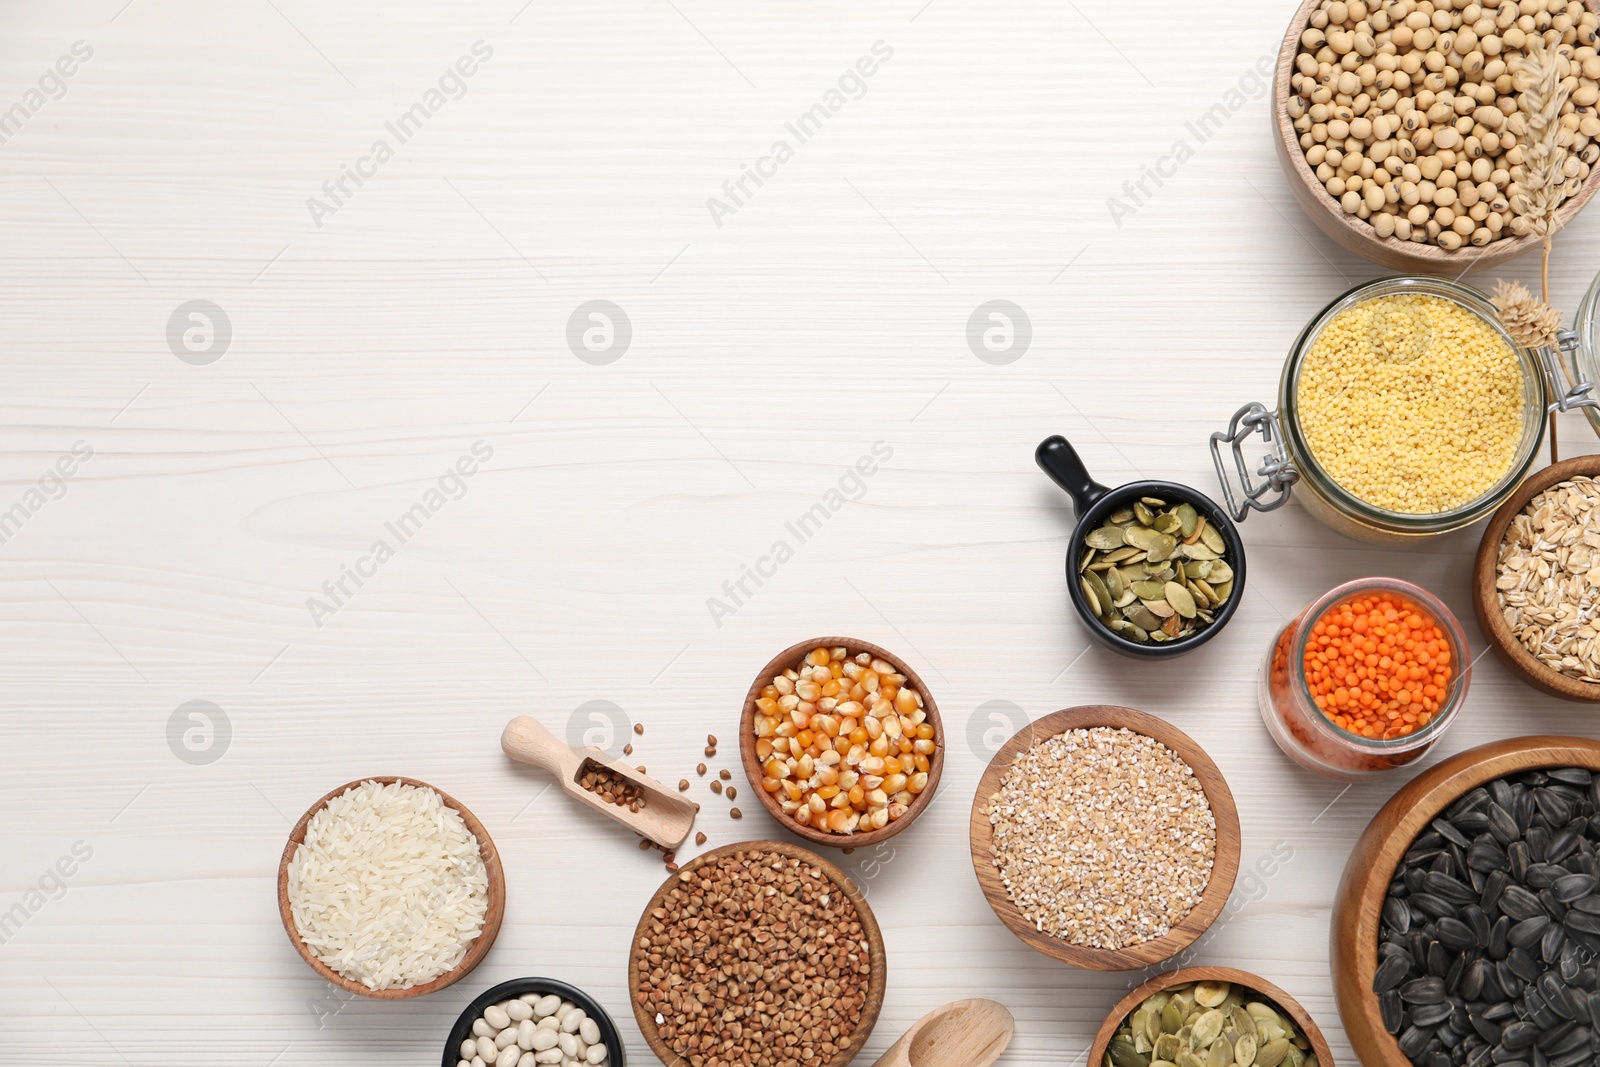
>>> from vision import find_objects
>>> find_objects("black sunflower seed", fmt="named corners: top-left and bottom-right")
top-left (1510, 916), bottom-right (1551, 949)
top-left (1538, 790), bottom-right (1576, 827)
top-left (1508, 947), bottom-right (1542, 981)
top-left (1471, 839), bottom-right (1510, 873)
top-left (1398, 1024), bottom-right (1435, 1058)
top-left (1403, 976), bottom-right (1448, 1004)
top-left (1376, 951), bottom-right (1412, 993)
top-left (1548, 827), bottom-right (1582, 864)
top-left (1503, 885), bottom-right (1547, 921)
top-left (1490, 803), bottom-right (1523, 845)
top-left (1569, 911), bottom-right (1600, 937)
top-left (1412, 893), bottom-right (1457, 920)
top-left (1433, 817), bottom-right (1472, 848)
top-left (1543, 921), bottom-right (1568, 964)
top-left (1503, 1021), bottom-right (1540, 1049)
top-left (1412, 1000), bottom-right (1455, 1027)
top-left (1529, 863), bottom-right (1569, 889)
top-left (1385, 895), bottom-right (1414, 934)
top-left (1556, 874), bottom-right (1599, 903)
top-left (1483, 870), bottom-right (1510, 912)
top-left (1490, 915), bottom-right (1512, 959)
top-left (1381, 988), bottom-right (1405, 1033)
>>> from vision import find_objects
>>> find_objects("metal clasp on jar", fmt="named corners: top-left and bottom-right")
top-left (1209, 402), bottom-right (1299, 522)
top-left (1548, 329), bottom-right (1600, 418)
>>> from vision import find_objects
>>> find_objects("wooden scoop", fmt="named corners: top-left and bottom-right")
top-left (868, 999), bottom-right (1014, 1067)
top-left (501, 716), bottom-right (696, 847)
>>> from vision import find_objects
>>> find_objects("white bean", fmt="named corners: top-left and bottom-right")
top-left (497, 1029), bottom-right (520, 1050)
top-left (519, 1020), bottom-right (537, 1050)
top-left (532, 1029), bottom-right (560, 1052)
top-left (473, 1059), bottom-right (486, 1067)
top-left (558, 1034), bottom-right (578, 1057)
top-left (462, 1040), bottom-right (479, 1060)
top-left (535, 1051), bottom-right (563, 1064)
top-left (459, 1060), bottom-right (473, 1067)
top-left (586, 1046), bottom-right (607, 1064)
top-left (537, 1017), bottom-right (561, 1032)
top-left (485, 1006), bottom-right (512, 1030)
top-left (478, 1036), bottom-right (498, 1062)
top-left (578, 1020), bottom-right (600, 1046)
top-left (518, 1056), bottom-right (536, 1067)
top-left (534, 995), bottom-right (562, 1018)
top-left (497, 1047), bottom-right (522, 1067)
top-left (560, 1010), bottom-right (585, 1034)
top-left (509, 1001), bottom-right (534, 1022)
top-left (474, 1020), bottom-right (496, 1038)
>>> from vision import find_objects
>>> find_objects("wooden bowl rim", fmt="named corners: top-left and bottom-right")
top-left (1331, 735), bottom-right (1600, 1066)
top-left (626, 838), bottom-right (887, 1067)
top-left (967, 705), bottom-right (1242, 971)
top-left (1472, 455), bottom-right (1600, 702)
top-left (276, 775), bottom-right (506, 1000)
top-left (737, 636), bottom-right (945, 849)
top-left (1088, 966), bottom-right (1337, 1067)
top-left (1272, 0), bottom-right (1600, 271)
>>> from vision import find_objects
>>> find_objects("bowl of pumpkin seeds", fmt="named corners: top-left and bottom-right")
top-left (1090, 969), bottom-right (1335, 1067)
top-left (1037, 435), bottom-right (1247, 658)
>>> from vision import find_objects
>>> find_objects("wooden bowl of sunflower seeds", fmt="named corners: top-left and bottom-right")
top-left (1090, 967), bottom-right (1336, 1067)
top-left (1473, 454), bottom-right (1600, 702)
top-left (1331, 735), bottom-right (1600, 1067)
top-left (628, 840), bottom-right (886, 1067)
top-left (968, 706), bottom-right (1241, 972)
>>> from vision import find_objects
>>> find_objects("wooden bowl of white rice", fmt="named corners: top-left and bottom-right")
top-left (278, 777), bottom-right (505, 999)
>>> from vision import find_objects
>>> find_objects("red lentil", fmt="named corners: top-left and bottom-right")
top-left (1303, 593), bottom-right (1453, 740)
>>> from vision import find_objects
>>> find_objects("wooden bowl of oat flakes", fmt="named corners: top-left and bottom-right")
top-left (967, 706), bottom-right (1241, 971)
top-left (1474, 454), bottom-right (1600, 701)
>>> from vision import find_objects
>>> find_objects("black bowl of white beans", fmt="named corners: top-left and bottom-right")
top-left (443, 978), bottom-right (625, 1067)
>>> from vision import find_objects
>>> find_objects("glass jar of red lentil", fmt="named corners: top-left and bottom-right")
top-left (1214, 276), bottom-right (1584, 544)
top-left (1258, 577), bottom-right (1472, 781)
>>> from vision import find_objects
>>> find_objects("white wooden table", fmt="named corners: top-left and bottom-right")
top-left (5, 2), bottom-right (1600, 1064)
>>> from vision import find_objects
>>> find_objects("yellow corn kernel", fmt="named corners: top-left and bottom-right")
top-left (868, 808), bottom-right (889, 830)
top-left (794, 804), bottom-right (812, 825)
top-left (818, 748), bottom-right (841, 766)
top-left (861, 670), bottom-right (879, 693)
top-left (763, 778), bottom-right (783, 793)
top-left (813, 784), bottom-right (840, 800)
top-left (775, 721), bottom-right (797, 738)
top-left (882, 773), bottom-right (908, 794)
top-left (866, 788), bottom-right (889, 808)
top-left (783, 780), bottom-right (803, 802)
top-left (809, 793), bottom-right (826, 814)
top-left (796, 683), bottom-right (820, 702)
top-left (913, 738), bottom-right (936, 755)
top-left (869, 736), bottom-right (890, 757)
top-left (806, 647), bottom-right (829, 666)
top-left (837, 770), bottom-right (858, 790)
top-left (826, 809), bottom-right (852, 833)
top-left (882, 715), bottom-right (903, 740)
top-left (796, 753), bottom-right (814, 779)
top-left (916, 723), bottom-right (935, 740)
top-left (882, 756), bottom-right (903, 776)
top-left (755, 738), bottom-right (774, 760)
top-left (832, 791), bottom-right (853, 809)
top-left (757, 697), bottom-right (778, 715)
top-left (893, 790), bottom-right (913, 806)
top-left (848, 785), bottom-right (865, 806)
top-left (887, 802), bottom-right (908, 821)
top-left (863, 715), bottom-right (883, 740)
top-left (895, 688), bottom-right (918, 714)
top-left (770, 737), bottom-right (790, 755)
top-left (859, 774), bottom-right (883, 791)
top-left (822, 679), bottom-right (842, 698)
top-left (907, 771), bottom-right (928, 794)
top-left (764, 758), bottom-right (789, 780)
top-left (848, 727), bottom-right (869, 745)
top-left (774, 675), bottom-right (794, 695)
top-left (815, 765), bottom-right (840, 786)
top-left (913, 753), bottom-right (930, 773)
top-left (833, 736), bottom-right (850, 755)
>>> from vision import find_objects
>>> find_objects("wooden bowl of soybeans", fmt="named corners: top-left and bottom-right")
top-left (1272, 0), bottom-right (1600, 272)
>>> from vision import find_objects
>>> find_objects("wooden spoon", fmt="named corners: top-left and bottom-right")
top-left (501, 716), bottom-right (696, 847)
top-left (868, 999), bottom-right (1014, 1067)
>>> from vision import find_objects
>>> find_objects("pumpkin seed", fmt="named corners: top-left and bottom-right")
top-left (1177, 502), bottom-right (1198, 537)
top-left (1200, 524), bottom-right (1226, 553)
top-left (1110, 507), bottom-right (1135, 523)
top-left (1194, 983), bottom-right (1230, 1008)
top-left (1165, 582), bottom-right (1198, 619)
top-left (1083, 570), bottom-right (1112, 614)
top-left (1234, 1036), bottom-right (1257, 1067)
top-left (1254, 1041), bottom-right (1289, 1067)
top-left (1088, 527), bottom-right (1127, 550)
top-left (1181, 542), bottom-right (1219, 561)
top-left (1125, 526), bottom-right (1161, 550)
top-left (1104, 567), bottom-right (1127, 600)
top-left (1146, 534), bottom-right (1179, 562)
top-left (1142, 598), bottom-right (1176, 619)
top-left (1155, 1036), bottom-right (1181, 1062)
top-left (1208, 561), bottom-right (1234, 584)
top-left (1134, 501), bottom-right (1156, 526)
top-left (1190, 1011), bottom-right (1224, 1049)
top-left (1205, 1037), bottom-right (1232, 1067)
top-left (1132, 580), bottom-right (1167, 600)
top-left (1080, 578), bottom-right (1102, 617)
top-left (1154, 513), bottom-right (1183, 535)
top-left (1110, 1038), bottom-right (1148, 1067)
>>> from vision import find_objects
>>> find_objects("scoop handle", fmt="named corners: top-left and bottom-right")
top-left (501, 716), bottom-right (571, 776)
top-left (1036, 434), bottom-right (1110, 515)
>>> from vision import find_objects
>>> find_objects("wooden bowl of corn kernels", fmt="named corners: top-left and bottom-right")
top-left (1273, 0), bottom-right (1600, 272)
top-left (739, 637), bottom-right (944, 849)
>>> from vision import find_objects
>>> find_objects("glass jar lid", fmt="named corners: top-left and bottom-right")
top-left (1565, 267), bottom-right (1600, 438)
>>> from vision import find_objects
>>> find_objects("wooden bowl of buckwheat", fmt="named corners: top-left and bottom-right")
top-left (628, 840), bottom-right (886, 1067)
top-left (1273, 0), bottom-right (1600, 271)
top-left (1473, 454), bottom-right (1600, 701)
top-left (968, 706), bottom-right (1241, 971)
